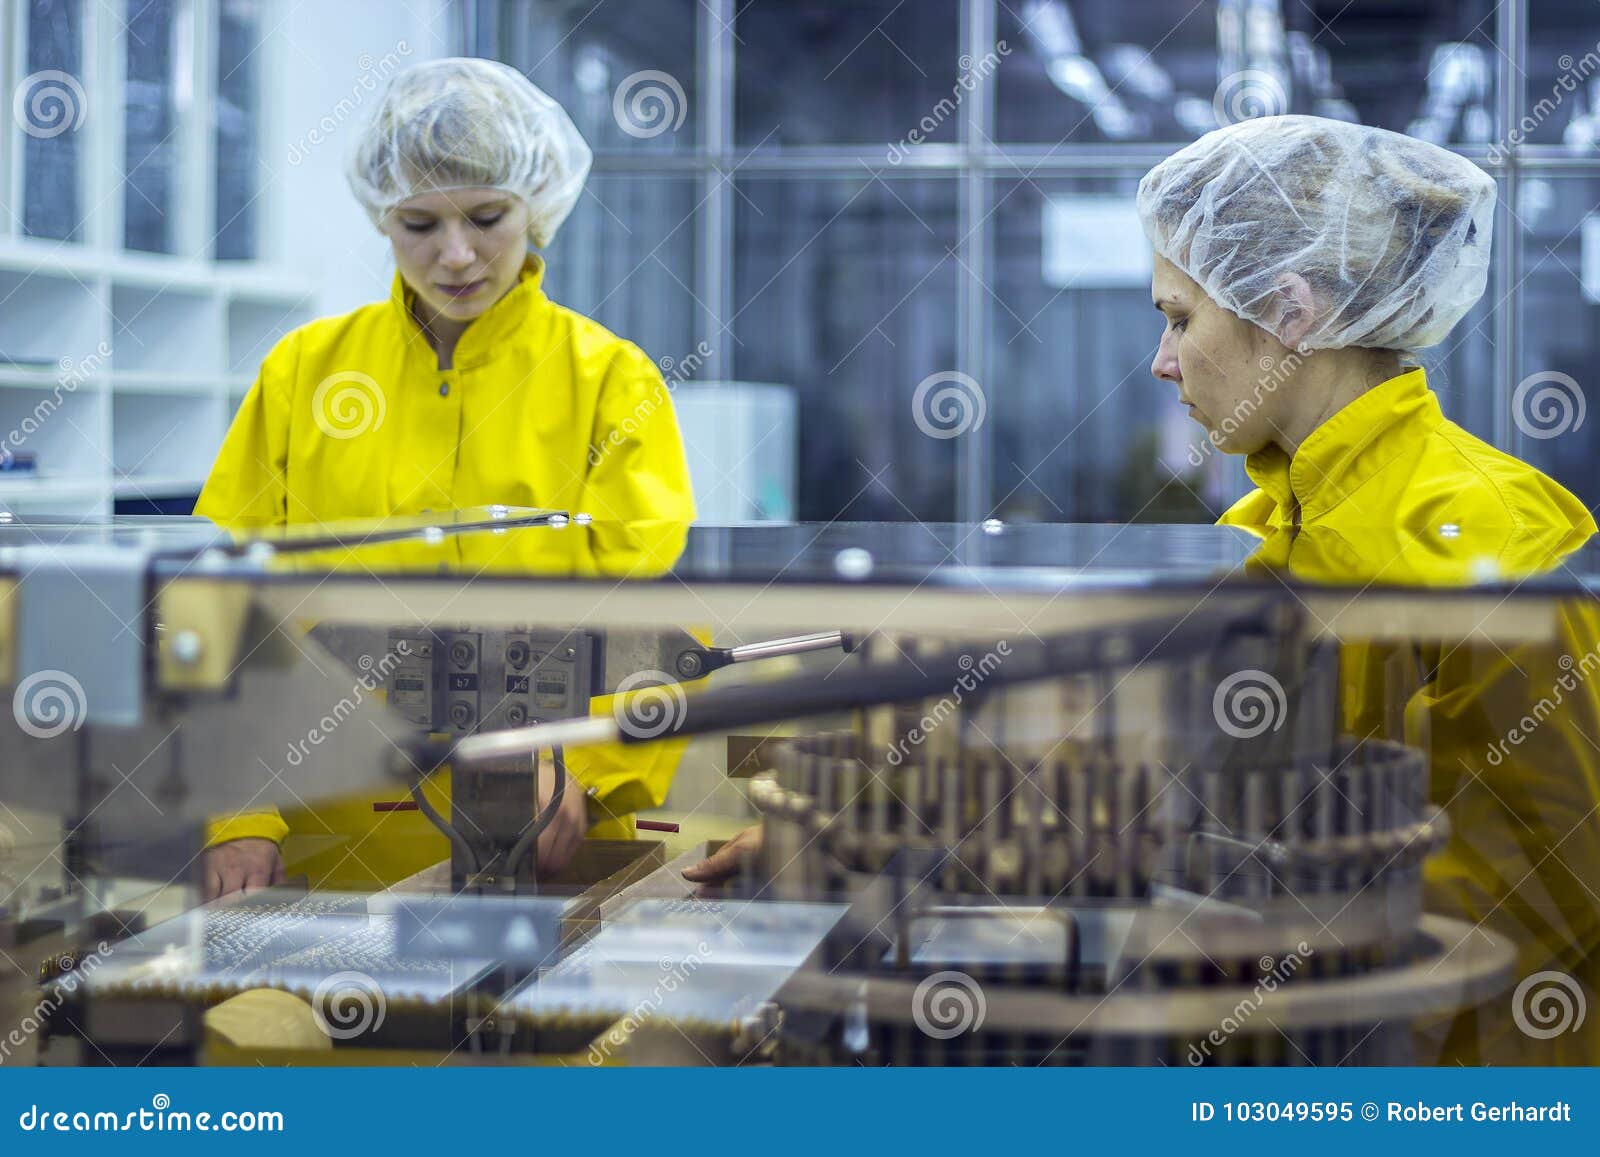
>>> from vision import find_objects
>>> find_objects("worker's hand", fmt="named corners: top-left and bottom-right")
top-left (204, 838), bottom-right (286, 900)
top-left (682, 825), bottom-right (763, 887)
top-left (535, 756), bottom-right (591, 876)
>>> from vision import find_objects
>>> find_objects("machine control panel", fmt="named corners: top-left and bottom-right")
top-left (385, 628), bottom-right (598, 733)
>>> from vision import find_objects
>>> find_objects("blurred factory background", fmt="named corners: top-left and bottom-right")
top-left (1, 0), bottom-right (1598, 525)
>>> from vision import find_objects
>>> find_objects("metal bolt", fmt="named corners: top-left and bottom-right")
top-left (834, 547), bottom-right (873, 580)
top-left (675, 652), bottom-right (703, 678)
top-left (172, 630), bottom-right (203, 666)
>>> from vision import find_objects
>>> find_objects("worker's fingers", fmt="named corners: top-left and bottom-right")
top-left (536, 826), bottom-right (558, 874)
top-left (550, 809), bottom-right (582, 870)
top-left (205, 870), bottom-right (224, 901)
top-left (539, 807), bottom-right (584, 875)
top-left (537, 814), bottom-right (567, 873)
top-left (682, 838), bottom-right (748, 883)
top-left (558, 825), bottom-right (582, 871)
top-left (217, 864), bottom-right (245, 898)
top-left (271, 856), bottom-right (288, 886)
top-left (242, 847), bottom-right (280, 892)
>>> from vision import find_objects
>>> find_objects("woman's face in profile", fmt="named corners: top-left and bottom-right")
top-left (1150, 254), bottom-right (1292, 456)
top-left (384, 187), bottom-right (533, 324)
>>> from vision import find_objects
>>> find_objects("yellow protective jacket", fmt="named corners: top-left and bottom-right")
top-left (195, 257), bottom-right (696, 883)
top-left (1223, 367), bottom-right (1600, 1065)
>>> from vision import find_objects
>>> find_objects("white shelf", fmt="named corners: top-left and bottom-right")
top-left (0, 240), bottom-right (313, 510)
top-left (0, 475), bottom-right (103, 495)
top-left (110, 371), bottom-right (222, 395)
top-left (0, 367), bottom-right (105, 391)
top-left (112, 474), bottom-right (207, 499)
top-left (0, 476), bottom-right (109, 511)
top-left (0, 240), bottom-right (314, 303)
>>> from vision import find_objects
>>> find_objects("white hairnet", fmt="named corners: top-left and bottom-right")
top-left (347, 57), bottom-right (592, 249)
top-left (1137, 115), bottom-right (1495, 353)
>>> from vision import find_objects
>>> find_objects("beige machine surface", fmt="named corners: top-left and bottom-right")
top-left (2, 510), bottom-right (1596, 1066)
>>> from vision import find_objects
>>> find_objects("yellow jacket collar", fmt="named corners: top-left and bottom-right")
top-left (390, 254), bottom-right (550, 369)
top-left (1241, 367), bottom-right (1440, 522)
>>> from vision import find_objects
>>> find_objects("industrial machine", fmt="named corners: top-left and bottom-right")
top-left (0, 510), bottom-right (1594, 1066)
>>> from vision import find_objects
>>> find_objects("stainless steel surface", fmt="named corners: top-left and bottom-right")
top-left (0, 514), bottom-right (1573, 1065)
top-left (727, 630), bottom-right (846, 664)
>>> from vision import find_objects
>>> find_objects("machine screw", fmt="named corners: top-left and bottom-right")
top-left (172, 630), bottom-right (204, 666)
top-left (675, 652), bottom-right (703, 678)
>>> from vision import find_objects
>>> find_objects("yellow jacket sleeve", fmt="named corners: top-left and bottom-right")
top-left (1411, 605), bottom-right (1600, 1066)
top-left (1342, 608), bottom-right (1600, 1065)
top-left (194, 334), bottom-right (298, 851)
top-left (194, 330), bottom-right (297, 530)
top-left (572, 623), bottom-right (712, 827)
top-left (579, 343), bottom-right (697, 523)
top-left (566, 345), bottom-right (698, 824)
top-left (204, 809), bottom-right (290, 848)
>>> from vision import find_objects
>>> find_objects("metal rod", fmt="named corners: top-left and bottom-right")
top-left (452, 715), bottom-right (618, 765)
top-left (448, 601), bottom-right (1286, 767)
top-left (727, 630), bottom-right (846, 663)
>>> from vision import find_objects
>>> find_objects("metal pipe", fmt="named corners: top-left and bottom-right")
top-left (726, 630), bottom-right (846, 663)
top-left (447, 600), bottom-right (1286, 767)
